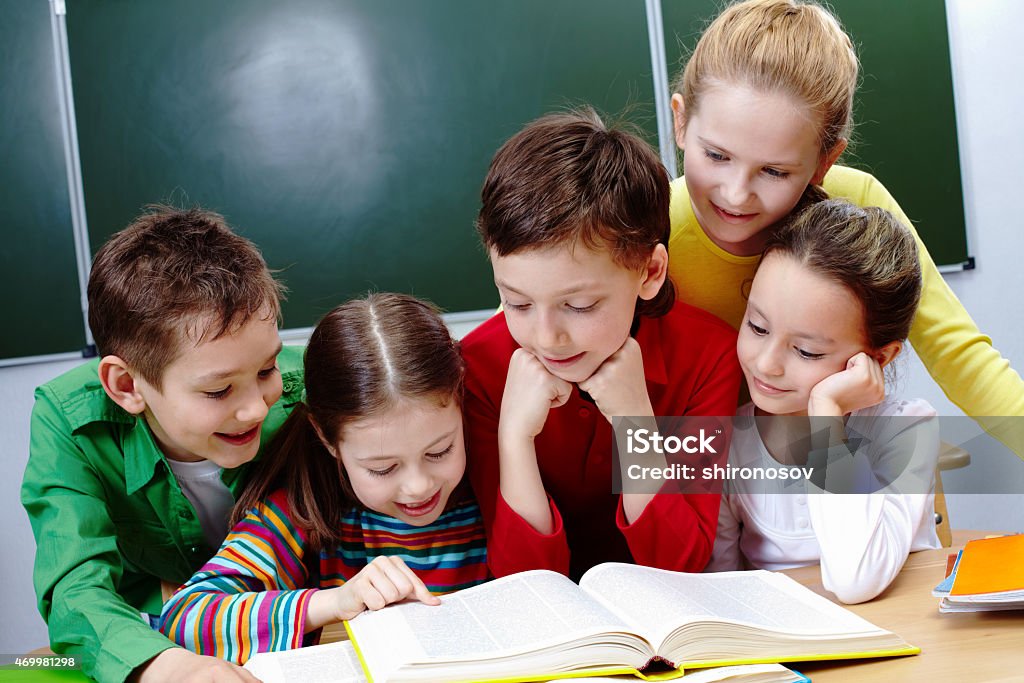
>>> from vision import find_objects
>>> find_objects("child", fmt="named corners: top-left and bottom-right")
top-left (20, 207), bottom-right (303, 683)
top-left (667, 0), bottom-right (1023, 449)
top-left (158, 293), bottom-right (488, 662)
top-left (707, 198), bottom-right (941, 604)
top-left (462, 109), bottom-right (741, 581)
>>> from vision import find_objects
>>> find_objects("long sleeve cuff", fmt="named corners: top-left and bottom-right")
top-left (616, 492), bottom-right (718, 572)
top-left (487, 493), bottom-right (570, 577)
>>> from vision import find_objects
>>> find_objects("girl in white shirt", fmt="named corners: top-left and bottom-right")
top-left (707, 197), bottom-right (941, 603)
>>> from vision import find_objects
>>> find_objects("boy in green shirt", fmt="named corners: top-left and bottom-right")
top-left (21, 207), bottom-right (303, 683)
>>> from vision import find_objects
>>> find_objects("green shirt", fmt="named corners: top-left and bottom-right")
top-left (20, 345), bottom-right (304, 683)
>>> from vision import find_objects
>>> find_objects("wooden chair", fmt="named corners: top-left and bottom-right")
top-left (934, 441), bottom-right (971, 547)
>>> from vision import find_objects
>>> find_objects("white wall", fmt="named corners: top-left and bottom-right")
top-left (2, 0), bottom-right (1022, 657)
top-left (1, 358), bottom-right (81, 655)
top-left (904, 0), bottom-right (1024, 531)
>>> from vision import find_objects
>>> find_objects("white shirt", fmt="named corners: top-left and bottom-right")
top-left (707, 399), bottom-right (941, 604)
top-left (166, 457), bottom-right (235, 550)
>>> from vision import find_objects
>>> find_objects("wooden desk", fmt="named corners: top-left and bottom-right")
top-left (322, 530), bottom-right (1022, 682)
top-left (786, 530), bottom-right (1022, 683)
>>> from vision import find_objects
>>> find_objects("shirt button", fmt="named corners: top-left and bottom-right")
top-left (797, 518), bottom-right (809, 529)
top-left (579, 407), bottom-right (590, 418)
top-left (283, 379), bottom-right (294, 392)
top-left (797, 496), bottom-right (807, 506)
top-left (178, 509), bottom-right (191, 519)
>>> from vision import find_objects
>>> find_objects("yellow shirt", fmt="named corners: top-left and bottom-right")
top-left (668, 165), bottom-right (1024, 456)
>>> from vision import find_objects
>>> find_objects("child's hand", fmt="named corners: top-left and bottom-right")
top-left (499, 348), bottom-right (573, 441)
top-left (328, 556), bottom-right (440, 622)
top-left (578, 337), bottom-right (653, 423)
top-left (132, 647), bottom-right (261, 683)
top-left (807, 352), bottom-right (886, 416)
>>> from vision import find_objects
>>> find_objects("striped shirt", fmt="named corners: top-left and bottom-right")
top-left (158, 488), bottom-right (488, 662)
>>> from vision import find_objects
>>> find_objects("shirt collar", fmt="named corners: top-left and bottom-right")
top-left (123, 417), bottom-right (167, 496)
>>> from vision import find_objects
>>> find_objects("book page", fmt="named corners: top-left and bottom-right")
top-left (581, 564), bottom-right (889, 648)
top-left (242, 641), bottom-right (365, 683)
top-left (348, 570), bottom-right (640, 681)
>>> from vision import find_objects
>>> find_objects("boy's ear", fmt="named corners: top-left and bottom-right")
top-left (308, 415), bottom-right (339, 458)
top-left (97, 355), bottom-right (147, 415)
top-left (670, 93), bottom-right (687, 151)
top-left (874, 340), bottom-right (903, 370)
top-left (638, 244), bottom-right (670, 301)
top-left (811, 138), bottom-right (848, 185)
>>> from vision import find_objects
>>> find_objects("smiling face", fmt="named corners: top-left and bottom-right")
top-left (133, 314), bottom-right (284, 467)
top-left (490, 242), bottom-right (664, 384)
top-left (675, 83), bottom-right (839, 256)
top-left (335, 397), bottom-right (466, 527)
top-left (737, 253), bottom-right (869, 416)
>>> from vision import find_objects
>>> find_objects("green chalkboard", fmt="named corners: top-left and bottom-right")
top-left (0, 1), bottom-right (970, 362)
top-left (65, 0), bottom-right (658, 330)
top-left (0, 0), bottom-right (85, 359)
top-left (661, 0), bottom-right (968, 267)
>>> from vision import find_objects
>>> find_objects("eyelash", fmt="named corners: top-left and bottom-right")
top-left (703, 150), bottom-right (789, 179)
top-left (503, 301), bottom-right (597, 313)
top-left (746, 321), bottom-right (824, 360)
top-left (367, 444), bottom-right (454, 477)
top-left (203, 366), bottom-right (278, 400)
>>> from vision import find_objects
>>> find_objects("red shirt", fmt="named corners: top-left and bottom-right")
top-left (462, 301), bottom-right (741, 579)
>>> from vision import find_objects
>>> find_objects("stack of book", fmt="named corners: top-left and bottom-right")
top-left (933, 534), bottom-right (1024, 613)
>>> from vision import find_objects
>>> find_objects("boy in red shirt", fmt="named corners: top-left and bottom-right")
top-left (462, 110), bottom-right (741, 580)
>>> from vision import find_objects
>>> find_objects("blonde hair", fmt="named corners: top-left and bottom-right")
top-left (673, 0), bottom-right (859, 155)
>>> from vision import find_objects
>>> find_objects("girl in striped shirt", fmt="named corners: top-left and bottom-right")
top-left (158, 293), bottom-right (489, 663)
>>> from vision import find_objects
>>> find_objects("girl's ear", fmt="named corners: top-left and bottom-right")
top-left (97, 355), bottom-right (147, 415)
top-left (308, 414), bottom-right (339, 458)
top-left (670, 93), bottom-right (687, 151)
top-left (811, 138), bottom-right (848, 185)
top-left (874, 340), bottom-right (903, 370)
top-left (638, 244), bottom-right (670, 301)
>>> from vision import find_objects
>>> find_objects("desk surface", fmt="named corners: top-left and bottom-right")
top-left (323, 529), bottom-right (1022, 682)
top-left (784, 530), bottom-right (1022, 683)
top-left (8, 532), bottom-right (1018, 683)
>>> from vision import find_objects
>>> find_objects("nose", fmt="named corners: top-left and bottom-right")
top-left (722, 170), bottom-right (753, 208)
top-left (236, 384), bottom-right (271, 424)
top-left (401, 466), bottom-right (435, 500)
top-left (755, 340), bottom-right (785, 378)
top-left (535, 309), bottom-right (568, 353)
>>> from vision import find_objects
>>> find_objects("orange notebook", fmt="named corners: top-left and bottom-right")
top-left (949, 534), bottom-right (1024, 596)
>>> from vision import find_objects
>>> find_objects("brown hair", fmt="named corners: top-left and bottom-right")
top-left (231, 292), bottom-right (465, 551)
top-left (87, 205), bottom-right (283, 389)
top-left (763, 199), bottom-right (921, 349)
top-left (477, 108), bottom-right (675, 318)
top-left (673, 0), bottom-right (859, 156)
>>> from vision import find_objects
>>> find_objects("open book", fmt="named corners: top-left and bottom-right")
top-left (243, 641), bottom-right (809, 683)
top-left (344, 563), bottom-right (915, 682)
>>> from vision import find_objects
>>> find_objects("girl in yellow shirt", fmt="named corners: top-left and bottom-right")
top-left (667, 0), bottom-right (1023, 454)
